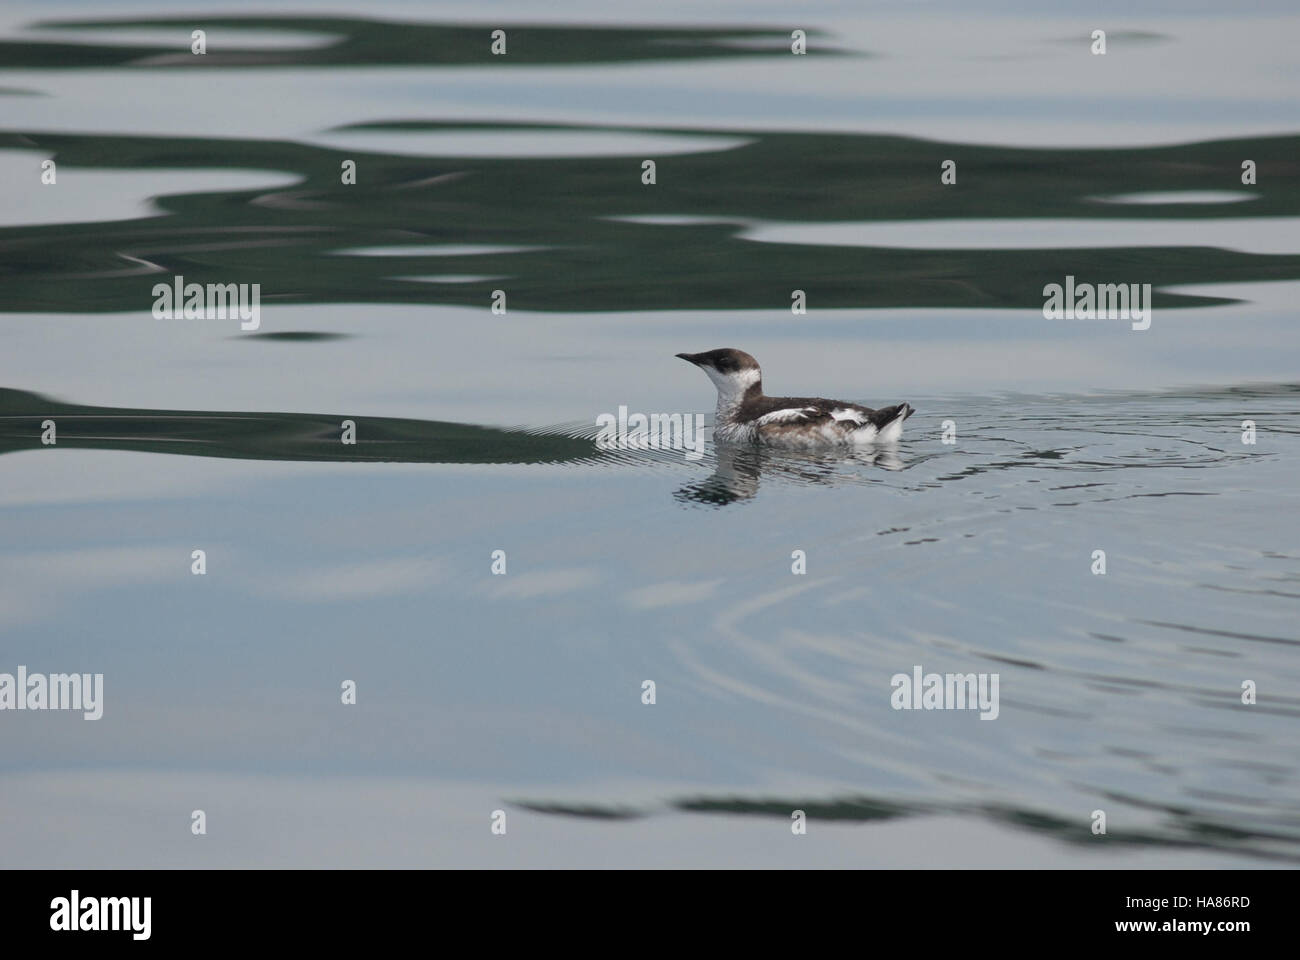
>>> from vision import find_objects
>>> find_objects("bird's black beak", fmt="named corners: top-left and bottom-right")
top-left (676, 352), bottom-right (705, 366)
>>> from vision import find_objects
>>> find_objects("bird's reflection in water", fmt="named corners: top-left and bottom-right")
top-left (674, 442), bottom-right (904, 506)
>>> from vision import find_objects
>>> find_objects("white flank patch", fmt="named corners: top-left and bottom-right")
top-left (847, 423), bottom-right (880, 444)
top-left (755, 407), bottom-right (815, 425)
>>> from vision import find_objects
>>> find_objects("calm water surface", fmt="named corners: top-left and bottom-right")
top-left (1, 0), bottom-right (1298, 867)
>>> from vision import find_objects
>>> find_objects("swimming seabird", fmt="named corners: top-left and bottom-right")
top-left (676, 348), bottom-right (914, 446)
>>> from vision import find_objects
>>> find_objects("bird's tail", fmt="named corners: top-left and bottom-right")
top-left (871, 403), bottom-right (914, 443)
top-left (870, 403), bottom-right (914, 428)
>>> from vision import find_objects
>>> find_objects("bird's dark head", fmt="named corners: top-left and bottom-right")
top-left (675, 348), bottom-right (762, 399)
top-left (675, 348), bottom-right (760, 374)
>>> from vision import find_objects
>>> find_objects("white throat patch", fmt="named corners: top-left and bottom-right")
top-left (704, 366), bottom-right (760, 407)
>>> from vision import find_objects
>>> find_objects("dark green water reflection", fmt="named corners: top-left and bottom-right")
top-left (3, 123), bottom-right (1298, 315)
